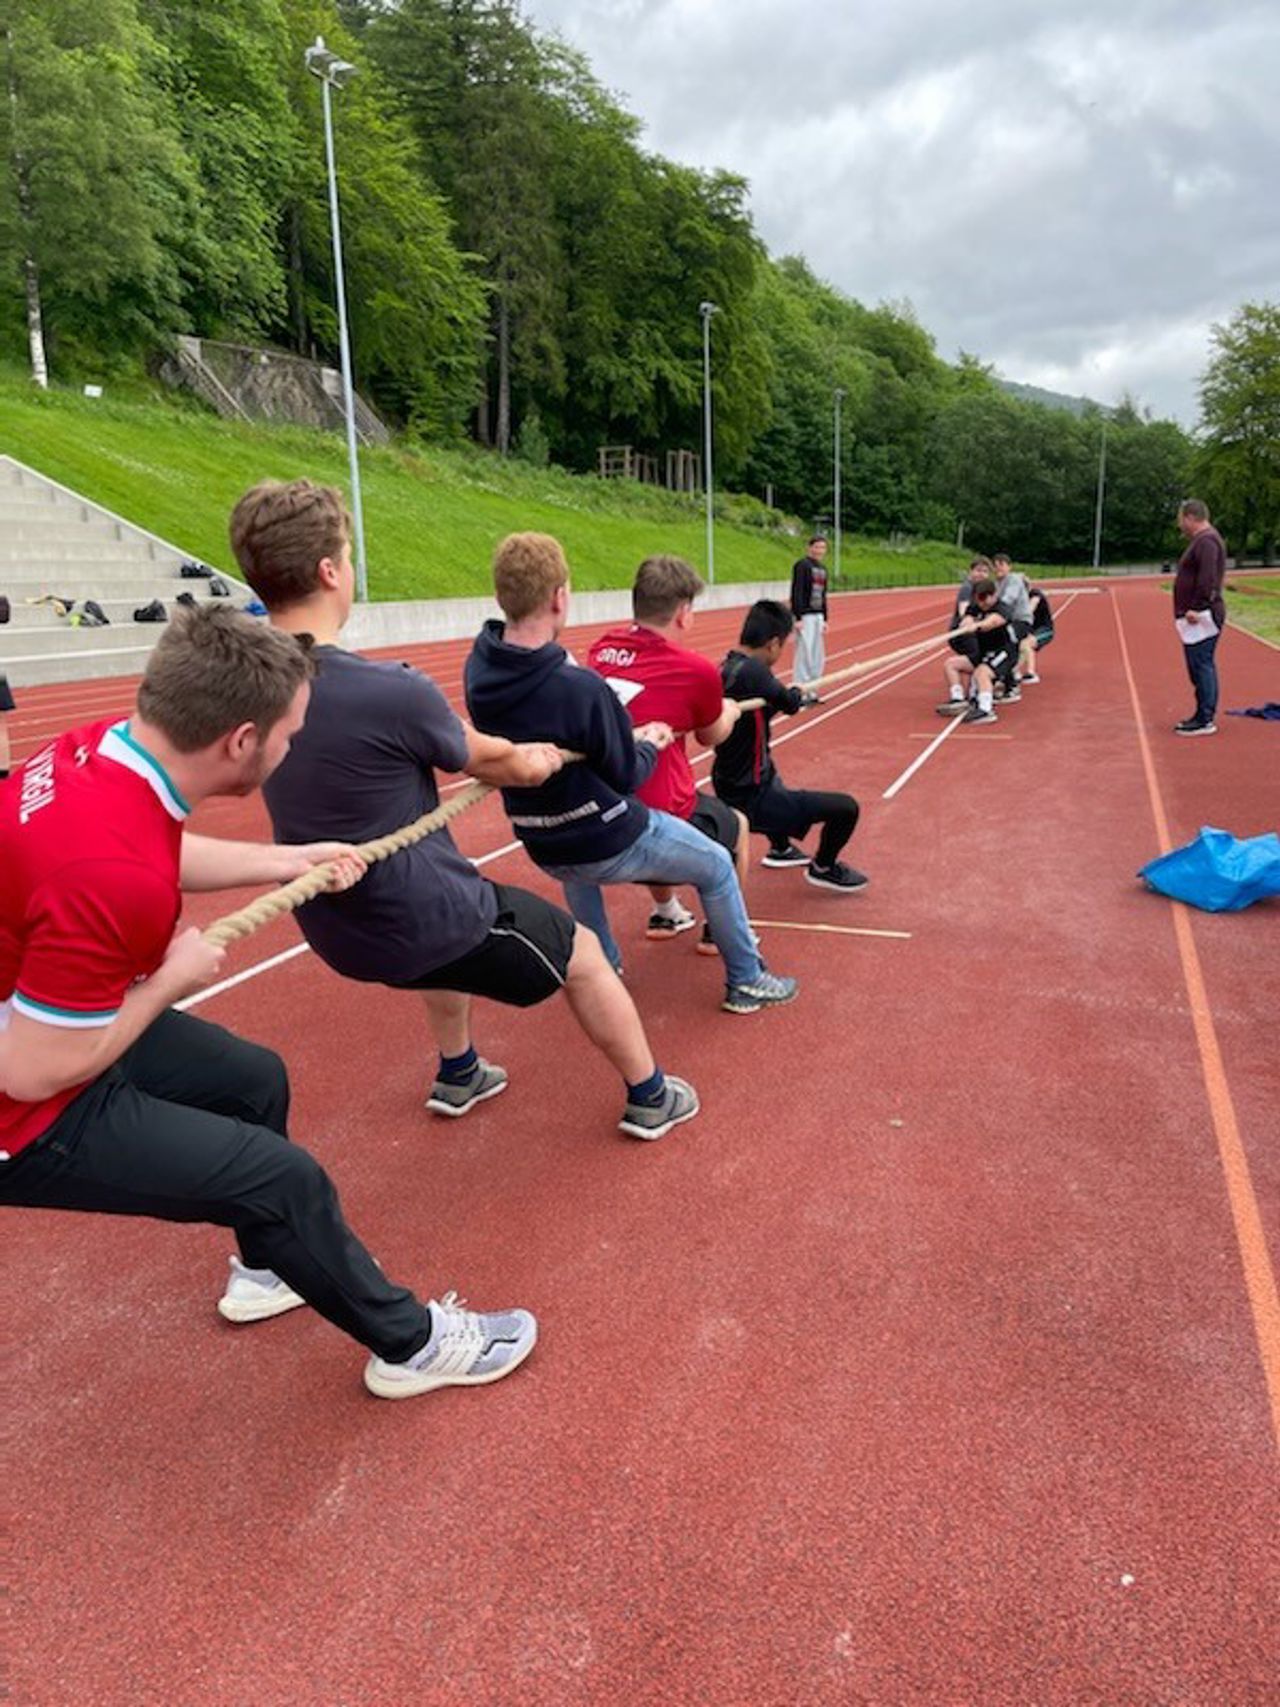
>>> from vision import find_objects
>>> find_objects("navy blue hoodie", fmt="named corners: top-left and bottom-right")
top-left (465, 620), bottom-right (657, 866)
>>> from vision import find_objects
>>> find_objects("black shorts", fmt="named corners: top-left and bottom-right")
top-left (1031, 627), bottom-right (1054, 649)
top-left (396, 882), bottom-right (576, 1008)
top-left (689, 791), bottom-right (741, 853)
top-left (976, 642), bottom-right (1015, 677)
top-left (0, 675), bottom-right (14, 713)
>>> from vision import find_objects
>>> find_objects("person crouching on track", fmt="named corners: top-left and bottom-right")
top-left (1022, 584), bottom-right (1055, 682)
top-left (713, 600), bottom-right (867, 893)
top-left (937, 577), bottom-right (1013, 724)
top-left (588, 554), bottom-right (749, 956)
top-left (464, 532), bottom-right (798, 1017)
top-left (232, 479), bottom-right (698, 1143)
top-left (0, 605), bottom-right (537, 1402)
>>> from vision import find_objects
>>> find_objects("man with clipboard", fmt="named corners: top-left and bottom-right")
top-left (1173, 499), bottom-right (1228, 736)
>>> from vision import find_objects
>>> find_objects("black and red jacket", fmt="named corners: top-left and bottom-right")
top-left (712, 650), bottom-right (804, 798)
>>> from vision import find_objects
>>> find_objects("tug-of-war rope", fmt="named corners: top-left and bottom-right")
top-left (204, 630), bottom-right (947, 950)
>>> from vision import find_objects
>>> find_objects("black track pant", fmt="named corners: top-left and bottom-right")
top-left (0, 1010), bottom-right (431, 1363)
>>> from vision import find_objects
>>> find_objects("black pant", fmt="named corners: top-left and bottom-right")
top-left (0, 1011), bottom-right (431, 1363)
top-left (1182, 630), bottom-right (1221, 723)
top-left (732, 781), bottom-right (859, 867)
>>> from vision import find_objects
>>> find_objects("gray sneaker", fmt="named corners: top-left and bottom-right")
top-left (425, 1059), bottom-right (509, 1117)
top-left (722, 969), bottom-right (799, 1014)
top-left (364, 1291), bottom-right (537, 1399)
top-left (618, 1074), bottom-right (700, 1140)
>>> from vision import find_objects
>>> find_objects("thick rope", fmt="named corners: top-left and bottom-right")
top-left (203, 629), bottom-right (949, 949)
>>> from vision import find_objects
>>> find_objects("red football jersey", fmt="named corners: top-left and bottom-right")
top-left (0, 719), bottom-right (187, 1157)
top-left (588, 624), bottom-right (724, 819)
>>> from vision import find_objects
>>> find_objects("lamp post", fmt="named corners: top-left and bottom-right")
top-left (699, 300), bottom-right (719, 584)
top-left (833, 386), bottom-right (846, 585)
top-left (305, 35), bottom-right (368, 602)
top-left (1092, 417), bottom-right (1108, 571)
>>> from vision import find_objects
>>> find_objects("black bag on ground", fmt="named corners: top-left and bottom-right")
top-left (0, 594), bottom-right (9, 624)
top-left (175, 590), bottom-right (198, 609)
top-left (208, 576), bottom-right (231, 597)
top-left (133, 599), bottom-right (167, 623)
top-left (82, 599), bottom-right (110, 626)
top-left (180, 560), bottom-right (213, 579)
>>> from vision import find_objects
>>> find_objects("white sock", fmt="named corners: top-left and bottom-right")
top-left (653, 896), bottom-right (684, 920)
top-left (978, 689), bottom-right (993, 712)
top-left (949, 684), bottom-right (963, 701)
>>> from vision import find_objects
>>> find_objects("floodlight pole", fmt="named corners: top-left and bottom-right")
top-left (307, 36), bottom-right (368, 602)
top-left (1092, 417), bottom-right (1108, 571)
top-left (700, 301), bottom-right (719, 584)
top-left (833, 386), bottom-right (846, 584)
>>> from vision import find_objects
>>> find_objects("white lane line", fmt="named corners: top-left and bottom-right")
top-left (881, 714), bottom-right (966, 799)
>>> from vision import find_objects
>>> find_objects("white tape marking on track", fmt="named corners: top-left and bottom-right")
top-left (881, 713), bottom-right (966, 799)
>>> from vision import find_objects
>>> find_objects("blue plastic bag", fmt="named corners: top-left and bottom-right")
top-left (1139, 826), bottom-right (1280, 912)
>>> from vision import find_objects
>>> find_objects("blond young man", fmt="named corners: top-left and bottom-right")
top-left (464, 533), bottom-right (797, 1015)
top-left (231, 480), bottom-right (698, 1141)
top-left (0, 607), bottom-right (532, 1401)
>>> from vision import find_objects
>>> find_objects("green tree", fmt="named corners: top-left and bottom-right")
top-left (1195, 301), bottom-right (1280, 562)
top-left (0, 0), bottom-right (196, 381)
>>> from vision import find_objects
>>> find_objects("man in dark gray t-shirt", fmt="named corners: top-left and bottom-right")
top-left (234, 478), bottom-right (698, 1144)
top-left (265, 648), bottom-right (498, 985)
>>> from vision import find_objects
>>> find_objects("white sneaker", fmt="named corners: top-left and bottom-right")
top-left (217, 1256), bottom-right (306, 1324)
top-left (364, 1291), bottom-right (537, 1399)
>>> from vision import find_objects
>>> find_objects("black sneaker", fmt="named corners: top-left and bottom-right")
top-left (962, 704), bottom-right (998, 724)
top-left (1174, 719), bottom-right (1217, 736)
top-left (618, 1075), bottom-right (700, 1140)
top-left (806, 861), bottom-right (869, 892)
top-left (645, 904), bottom-right (697, 940)
top-left (722, 970), bottom-right (799, 1015)
top-left (761, 844), bottom-right (810, 868)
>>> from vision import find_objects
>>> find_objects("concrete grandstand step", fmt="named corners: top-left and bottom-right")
top-left (0, 540), bottom-right (176, 565)
top-left (12, 594), bottom-right (237, 629)
top-left (0, 451), bottom-right (249, 685)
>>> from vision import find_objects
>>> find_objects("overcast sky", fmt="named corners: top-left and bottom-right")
top-left (524, 0), bottom-right (1280, 425)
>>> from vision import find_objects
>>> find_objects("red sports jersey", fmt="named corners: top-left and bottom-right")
top-left (588, 624), bottom-right (724, 819)
top-left (0, 718), bottom-right (187, 1157)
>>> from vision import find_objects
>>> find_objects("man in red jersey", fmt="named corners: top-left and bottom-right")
top-left (589, 554), bottom-right (747, 954)
top-left (0, 606), bottom-right (538, 1402)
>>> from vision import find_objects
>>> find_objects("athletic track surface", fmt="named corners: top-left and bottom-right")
top-left (5, 580), bottom-right (1278, 1707)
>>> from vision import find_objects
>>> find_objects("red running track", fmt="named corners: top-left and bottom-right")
top-left (5, 584), bottom-right (1278, 1706)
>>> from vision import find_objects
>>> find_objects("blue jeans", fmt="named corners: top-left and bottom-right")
top-left (1182, 630), bottom-right (1220, 723)
top-left (542, 811), bottom-right (763, 988)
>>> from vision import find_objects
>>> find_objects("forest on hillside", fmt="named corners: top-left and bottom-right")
top-left (2, 2), bottom-right (1276, 561)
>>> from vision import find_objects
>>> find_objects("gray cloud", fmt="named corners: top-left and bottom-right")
top-left (525, 0), bottom-right (1280, 422)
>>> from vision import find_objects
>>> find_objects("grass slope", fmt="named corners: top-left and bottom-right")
top-left (1, 373), bottom-right (1071, 598)
top-left (1224, 573), bottom-right (1280, 645)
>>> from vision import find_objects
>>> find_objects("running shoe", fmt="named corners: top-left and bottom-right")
top-left (806, 861), bottom-right (869, 892)
top-left (645, 902), bottom-right (698, 939)
top-left (1174, 719), bottom-right (1217, 736)
top-left (1001, 685), bottom-right (1022, 703)
top-left (618, 1074), bottom-right (701, 1140)
top-left (217, 1256), bottom-right (306, 1324)
top-left (722, 970), bottom-right (800, 1014)
top-left (761, 844), bottom-right (810, 868)
top-left (1021, 672), bottom-right (1041, 684)
top-left (364, 1292), bottom-right (537, 1399)
top-left (962, 705), bottom-right (998, 724)
top-left (426, 1059), bottom-right (509, 1117)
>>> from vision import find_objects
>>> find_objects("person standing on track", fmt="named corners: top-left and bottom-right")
top-left (588, 554), bottom-right (748, 955)
top-left (230, 479), bottom-right (698, 1141)
top-left (0, 605), bottom-right (538, 1401)
top-left (1172, 498), bottom-right (1228, 736)
top-left (713, 600), bottom-right (867, 891)
top-left (1022, 584), bottom-right (1055, 682)
top-left (790, 535), bottom-right (830, 686)
top-left (465, 532), bottom-right (798, 1016)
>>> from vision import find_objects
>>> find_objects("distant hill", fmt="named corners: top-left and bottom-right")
top-left (997, 379), bottom-right (1105, 418)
